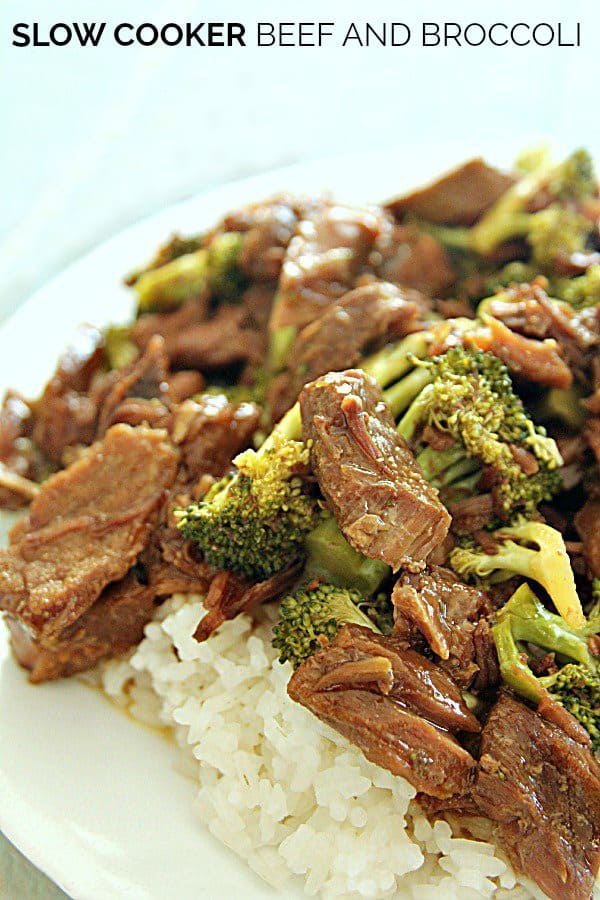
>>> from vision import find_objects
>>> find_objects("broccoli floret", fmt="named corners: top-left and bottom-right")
top-left (548, 148), bottom-right (596, 202)
top-left (491, 583), bottom-right (600, 749)
top-left (125, 233), bottom-right (204, 286)
top-left (176, 429), bottom-right (319, 580)
top-left (548, 664), bottom-right (600, 752)
top-left (555, 265), bottom-right (600, 310)
top-left (526, 204), bottom-right (592, 271)
top-left (450, 521), bottom-right (584, 627)
top-left (393, 347), bottom-right (562, 521)
top-left (272, 582), bottom-right (380, 668)
top-left (132, 232), bottom-right (246, 314)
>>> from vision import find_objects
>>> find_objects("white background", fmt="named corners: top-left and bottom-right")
top-left (1, 0), bottom-right (599, 323)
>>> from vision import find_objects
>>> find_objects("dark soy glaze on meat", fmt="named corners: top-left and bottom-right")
top-left (300, 369), bottom-right (451, 572)
top-left (288, 625), bottom-right (479, 799)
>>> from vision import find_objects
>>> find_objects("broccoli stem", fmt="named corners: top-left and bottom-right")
top-left (492, 613), bottom-right (542, 703)
top-left (361, 331), bottom-right (430, 387)
top-left (414, 444), bottom-right (471, 485)
top-left (492, 584), bottom-right (599, 704)
top-left (395, 381), bottom-right (435, 442)
top-left (384, 367), bottom-right (433, 421)
top-left (304, 516), bottom-right (390, 597)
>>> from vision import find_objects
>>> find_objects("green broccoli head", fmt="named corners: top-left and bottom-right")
top-left (555, 264), bottom-right (600, 310)
top-left (176, 432), bottom-right (319, 580)
top-left (450, 521), bottom-right (584, 627)
top-left (272, 582), bottom-right (380, 669)
top-left (548, 148), bottom-right (596, 202)
top-left (395, 347), bottom-right (562, 521)
top-left (527, 204), bottom-right (592, 271)
top-left (548, 664), bottom-right (600, 753)
top-left (492, 584), bottom-right (600, 750)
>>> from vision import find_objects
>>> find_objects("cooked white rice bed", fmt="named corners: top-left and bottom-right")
top-left (99, 595), bottom-right (551, 899)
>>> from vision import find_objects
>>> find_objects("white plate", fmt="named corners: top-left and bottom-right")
top-left (0, 139), bottom-right (557, 899)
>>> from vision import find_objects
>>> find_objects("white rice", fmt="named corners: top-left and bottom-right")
top-left (99, 595), bottom-right (551, 899)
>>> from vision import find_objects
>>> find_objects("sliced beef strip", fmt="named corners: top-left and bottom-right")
top-left (269, 201), bottom-right (385, 334)
top-left (473, 693), bottom-right (600, 900)
top-left (300, 370), bottom-right (451, 572)
top-left (484, 281), bottom-right (599, 380)
top-left (163, 304), bottom-right (265, 371)
top-left (0, 424), bottom-right (177, 639)
top-left (130, 298), bottom-right (209, 352)
top-left (288, 624), bottom-right (479, 799)
top-left (222, 196), bottom-right (302, 282)
top-left (386, 159), bottom-right (515, 226)
top-left (193, 558), bottom-right (304, 642)
top-left (268, 281), bottom-right (425, 422)
top-left (431, 316), bottom-right (573, 390)
top-left (392, 566), bottom-right (497, 690)
top-left (97, 335), bottom-right (172, 435)
top-left (6, 571), bottom-right (157, 683)
top-left (575, 499), bottom-right (600, 578)
top-left (467, 315), bottom-right (574, 390)
top-left (170, 393), bottom-right (260, 482)
top-left (375, 224), bottom-right (456, 296)
top-left (32, 324), bottom-right (106, 463)
top-left (0, 391), bottom-right (45, 509)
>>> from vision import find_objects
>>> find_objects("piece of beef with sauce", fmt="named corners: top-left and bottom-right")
top-left (269, 201), bottom-right (385, 336)
top-left (386, 158), bottom-right (515, 226)
top-left (392, 566), bottom-right (498, 690)
top-left (300, 369), bottom-right (451, 573)
top-left (0, 424), bottom-right (177, 642)
top-left (288, 624), bottom-right (479, 799)
top-left (96, 335), bottom-right (172, 435)
top-left (473, 692), bottom-right (600, 900)
top-left (194, 558), bottom-right (304, 642)
top-left (575, 499), bottom-right (600, 578)
top-left (375, 224), bottom-right (457, 297)
top-left (483, 280), bottom-right (599, 382)
top-left (6, 570), bottom-right (157, 683)
top-left (430, 315), bottom-right (573, 390)
top-left (268, 281), bottom-right (427, 422)
top-left (0, 392), bottom-right (46, 509)
top-left (221, 196), bottom-right (303, 282)
top-left (31, 324), bottom-right (106, 464)
top-left (170, 392), bottom-right (261, 484)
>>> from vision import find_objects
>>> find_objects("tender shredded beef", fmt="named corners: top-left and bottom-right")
top-left (269, 201), bottom-right (384, 334)
top-left (170, 393), bottom-right (260, 482)
top-left (392, 566), bottom-right (496, 690)
top-left (131, 298), bottom-right (209, 352)
top-left (575, 499), bottom-right (600, 578)
top-left (0, 425), bottom-right (177, 639)
top-left (473, 693), bottom-right (600, 900)
top-left (6, 571), bottom-right (157, 683)
top-left (375, 224), bottom-right (456, 296)
top-left (269, 281), bottom-right (425, 421)
top-left (387, 159), bottom-right (515, 226)
top-left (162, 304), bottom-right (265, 371)
top-left (288, 625), bottom-right (479, 798)
top-left (484, 281), bottom-right (599, 380)
top-left (432, 316), bottom-right (574, 389)
top-left (97, 335), bottom-right (171, 435)
top-left (193, 559), bottom-right (303, 642)
top-left (32, 324), bottom-right (106, 463)
top-left (300, 370), bottom-right (451, 572)
top-left (222, 196), bottom-right (302, 282)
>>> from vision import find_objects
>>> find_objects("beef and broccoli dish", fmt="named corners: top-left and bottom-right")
top-left (1, 147), bottom-right (599, 900)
